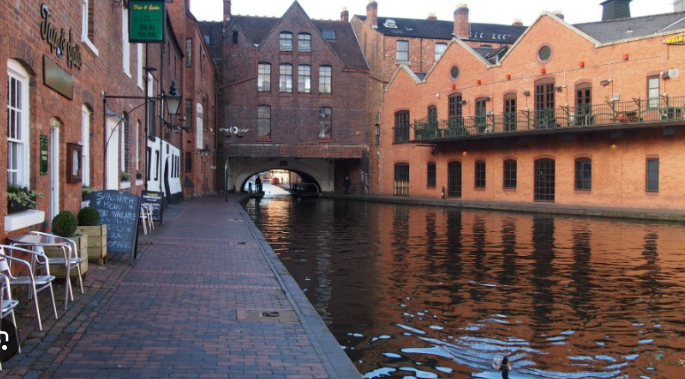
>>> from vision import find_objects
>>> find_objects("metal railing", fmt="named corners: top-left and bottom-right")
top-left (413, 96), bottom-right (685, 142)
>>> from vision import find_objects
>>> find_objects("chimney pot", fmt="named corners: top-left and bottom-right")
top-left (454, 4), bottom-right (469, 39)
top-left (341, 8), bottom-right (349, 23)
top-left (367, 1), bottom-right (378, 28)
top-left (512, 18), bottom-right (523, 27)
top-left (553, 10), bottom-right (565, 20)
top-left (427, 12), bottom-right (437, 21)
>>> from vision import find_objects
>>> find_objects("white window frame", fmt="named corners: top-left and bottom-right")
top-left (196, 103), bottom-right (204, 149)
top-left (81, 105), bottom-right (91, 187)
top-left (81, 0), bottom-right (99, 55)
top-left (7, 60), bottom-right (31, 188)
top-left (137, 44), bottom-right (144, 89)
top-left (120, 117), bottom-right (128, 176)
top-left (122, 6), bottom-right (131, 76)
top-left (396, 40), bottom-right (409, 63)
top-left (319, 65), bottom-right (332, 94)
top-left (280, 64), bottom-right (293, 93)
top-left (435, 43), bottom-right (447, 62)
top-left (298, 65), bottom-right (311, 93)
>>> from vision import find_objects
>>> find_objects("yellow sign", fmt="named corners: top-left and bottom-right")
top-left (665, 34), bottom-right (685, 45)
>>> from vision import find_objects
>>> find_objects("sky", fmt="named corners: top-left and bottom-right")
top-left (190, 0), bottom-right (677, 26)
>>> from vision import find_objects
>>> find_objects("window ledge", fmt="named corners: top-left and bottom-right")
top-left (83, 38), bottom-right (99, 56)
top-left (136, 179), bottom-right (144, 186)
top-left (5, 210), bottom-right (46, 232)
top-left (120, 181), bottom-right (132, 189)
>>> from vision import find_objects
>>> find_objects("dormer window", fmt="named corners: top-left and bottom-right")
top-left (384, 19), bottom-right (398, 28)
top-left (322, 30), bottom-right (336, 41)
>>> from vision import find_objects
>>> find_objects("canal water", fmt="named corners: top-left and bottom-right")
top-left (244, 195), bottom-right (685, 379)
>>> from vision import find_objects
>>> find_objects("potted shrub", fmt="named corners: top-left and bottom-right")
top-left (77, 206), bottom-right (107, 265)
top-left (7, 185), bottom-right (41, 214)
top-left (136, 170), bottom-right (142, 180)
top-left (45, 211), bottom-right (88, 279)
top-left (81, 185), bottom-right (95, 201)
top-left (120, 171), bottom-right (131, 182)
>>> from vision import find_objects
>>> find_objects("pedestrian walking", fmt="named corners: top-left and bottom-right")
top-left (255, 176), bottom-right (262, 193)
top-left (343, 176), bottom-right (351, 194)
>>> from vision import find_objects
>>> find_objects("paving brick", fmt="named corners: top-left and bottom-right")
top-left (0, 195), bottom-right (360, 378)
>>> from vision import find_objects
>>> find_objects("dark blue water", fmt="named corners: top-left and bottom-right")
top-left (245, 195), bottom-right (685, 379)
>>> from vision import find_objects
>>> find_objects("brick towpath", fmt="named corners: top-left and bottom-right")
top-left (1, 195), bottom-right (360, 379)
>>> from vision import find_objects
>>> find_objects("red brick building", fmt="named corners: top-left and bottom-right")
top-left (0, 0), bottom-right (207, 239)
top-left (377, 4), bottom-right (685, 211)
top-left (351, 2), bottom-right (527, 194)
top-left (202, 1), bottom-right (369, 193)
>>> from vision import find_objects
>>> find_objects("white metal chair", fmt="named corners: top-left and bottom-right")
top-left (0, 245), bottom-right (58, 331)
top-left (27, 232), bottom-right (85, 310)
top-left (0, 273), bottom-right (21, 368)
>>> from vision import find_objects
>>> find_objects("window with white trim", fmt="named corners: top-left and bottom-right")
top-left (298, 65), bottom-right (311, 93)
top-left (435, 43), bottom-right (447, 61)
top-left (280, 64), bottom-right (293, 93)
top-left (81, 0), bottom-right (98, 55)
top-left (196, 103), bottom-right (204, 149)
top-left (137, 44), bottom-right (144, 88)
top-left (319, 65), bottom-right (332, 94)
top-left (122, 6), bottom-right (131, 75)
top-left (396, 40), bottom-right (409, 63)
top-left (81, 106), bottom-right (92, 186)
top-left (7, 60), bottom-right (31, 188)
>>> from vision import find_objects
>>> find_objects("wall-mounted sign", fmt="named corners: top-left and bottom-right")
top-left (39, 4), bottom-right (82, 70)
top-left (40, 135), bottom-right (49, 175)
top-left (43, 55), bottom-right (74, 100)
top-left (664, 34), bottom-right (685, 45)
top-left (129, 0), bottom-right (166, 43)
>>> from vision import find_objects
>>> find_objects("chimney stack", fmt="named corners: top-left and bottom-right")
top-left (367, 1), bottom-right (378, 28)
top-left (427, 13), bottom-right (437, 21)
top-left (601, 0), bottom-right (632, 21)
top-left (341, 7), bottom-right (349, 23)
top-left (553, 10), bottom-right (565, 20)
top-left (512, 18), bottom-right (523, 27)
top-left (454, 4), bottom-right (469, 39)
top-left (223, 0), bottom-right (232, 27)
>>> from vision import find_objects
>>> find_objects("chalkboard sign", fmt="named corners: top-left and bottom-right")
top-left (91, 190), bottom-right (141, 260)
top-left (141, 190), bottom-right (164, 224)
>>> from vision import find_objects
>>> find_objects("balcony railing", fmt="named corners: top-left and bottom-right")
top-left (413, 96), bottom-right (685, 142)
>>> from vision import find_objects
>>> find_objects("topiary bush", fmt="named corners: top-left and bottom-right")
top-left (77, 206), bottom-right (101, 226)
top-left (51, 211), bottom-right (78, 237)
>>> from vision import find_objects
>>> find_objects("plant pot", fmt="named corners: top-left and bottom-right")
top-left (8, 199), bottom-right (31, 214)
top-left (77, 225), bottom-right (108, 264)
top-left (43, 235), bottom-right (89, 279)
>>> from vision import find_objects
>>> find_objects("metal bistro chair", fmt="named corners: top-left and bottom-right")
top-left (27, 232), bottom-right (85, 310)
top-left (0, 245), bottom-right (58, 331)
top-left (0, 273), bottom-right (21, 370)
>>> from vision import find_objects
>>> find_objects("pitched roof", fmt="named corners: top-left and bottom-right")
top-left (224, 16), bottom-right (367, 70)
top-left (574, 11), bottom-right (685, 44)
top-left (355, 15), bottom-right (526, 45)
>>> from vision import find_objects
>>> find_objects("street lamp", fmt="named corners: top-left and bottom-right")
top-left (165, 81), bottom-right (181, 116)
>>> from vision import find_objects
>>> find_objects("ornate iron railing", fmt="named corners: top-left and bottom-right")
top-left (413, 96), bottom-right (685, 141)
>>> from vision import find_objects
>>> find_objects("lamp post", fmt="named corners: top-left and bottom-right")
top-left (102, 81), bottom-right (182, 191)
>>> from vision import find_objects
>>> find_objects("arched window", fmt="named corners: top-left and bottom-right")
top-left (474, 160), bottom-right (486, 188)
top-left (298, 65), bottom-right (311, 93)
top-left (279, 32), bottom-right (293, 51)
top-left (394, 163), bottom-right (409, 196)
top-left (319, 65), bottom-right (332, 94)
top-left (279, 64), bottom-right (293, 93)
top-left (257, 106), bottom-right (271, 139)
top-left (394, 111), bottom-right (410, 143)
top-left (575, 158), bottom-right (592, 190)
top-left (298, 33), bottom-right (311, 52)
top-left (318, 107), bottom-right (332, 139)
top-left (504, 93), bottom-right (517, 131)
top-left (448, 161), bottom-right (462, 198)
top-left (534, 159), bottom-right (555, 202)
top-left (258, 63), bottom-right (271, 92)
top-left (503, 159), bottom-right (517, 189)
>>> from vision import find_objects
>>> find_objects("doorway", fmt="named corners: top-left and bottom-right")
top-left (49, 120), bottom-right (61, 223)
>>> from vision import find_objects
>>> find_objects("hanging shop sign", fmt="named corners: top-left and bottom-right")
top-left (664, 34), bottom-right (685, 45)
top-left (43, 56), bottom-right (74, 100)
top-left (39, 4), bottom-right (82, 70)
top-left (129, 0), bottom-right (166, 43)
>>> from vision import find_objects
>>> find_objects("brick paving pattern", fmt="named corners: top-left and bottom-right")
top-left (0, 195), bottom-right (360, 379)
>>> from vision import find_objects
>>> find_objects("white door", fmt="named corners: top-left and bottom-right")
top-left (106, 117), bottom-right (120, 189)
top-left (50, 123), bottom-right (60, 222)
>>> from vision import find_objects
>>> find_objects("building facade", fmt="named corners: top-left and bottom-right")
top-left (351, 2), bottom-right (527, 194)
top-left (202, 1), bottom-right (369, 194)
top-left (1, 0), bottom-right (210, 240)
top-left (377, 7), bottom-right (685, 211)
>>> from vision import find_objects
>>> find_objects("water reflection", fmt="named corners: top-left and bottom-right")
top-left (245, 196), bottom-right (685, 378)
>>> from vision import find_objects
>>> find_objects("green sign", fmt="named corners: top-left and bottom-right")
top-left (40, 135), bottom-right (49, 175)
top-left (129, 0), bottom-right (165, 43)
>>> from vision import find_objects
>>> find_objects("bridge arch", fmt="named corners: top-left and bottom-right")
top-left (227, 158), bottom-right (334, 193)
